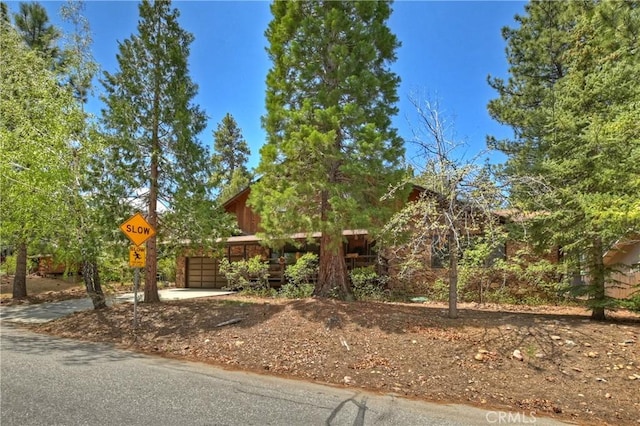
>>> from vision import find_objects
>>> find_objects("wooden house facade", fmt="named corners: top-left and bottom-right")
top-left (175, 185), bottom-right (389, 289)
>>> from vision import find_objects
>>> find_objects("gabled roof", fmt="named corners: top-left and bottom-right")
top-left (222, 184), bottom-right (252, 209)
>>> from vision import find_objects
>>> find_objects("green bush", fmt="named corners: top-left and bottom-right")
top-left (99, 251), bottom-right (131, 284)
top-left (278, 253), bottom-right (318, 299)
top-left (1, 255), bottom-right (17, 275)
top-left (220, 256), bottom-right (270, 292)
top-left (431, 278), bottom-right (449, 302)
top-left (284, 253), bottom-right (318, 286)
top-left (350, 266), bottom-right (389, 301)
top-left (455, 241), bottom-right (566, 305)
top-left (620, 291), bottom-right (640, 312)
top-left (157, 256), bottom-right (176, 283)
top-left (279, 282), bottom-right (314, 299)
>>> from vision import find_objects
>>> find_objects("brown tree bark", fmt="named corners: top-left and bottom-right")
top-left (12, 241), bottom-right (28, 299)
top-left (315, 233), bottom-right (353, 300)
top-left (448, 230), bottom-right (458, 319)
top-left (144, 52), bottom-right (161, 304)
top-left (144, 174), bottom-right (160, 303)
top-left (82, 259), bottom-right (107, 309)
top-left (590, 237), bottom-right (606, 321)
top-left (313, 186), bottom-right (353, 301)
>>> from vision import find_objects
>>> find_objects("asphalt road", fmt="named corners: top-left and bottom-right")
top-left (0, 324), bottom-right (566, 426)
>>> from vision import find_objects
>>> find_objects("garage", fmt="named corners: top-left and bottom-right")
top-left (185, 257), bottom-right (225, 288)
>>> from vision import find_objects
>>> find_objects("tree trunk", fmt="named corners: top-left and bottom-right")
top-left (448, 231), bottom-right (458, 319)
top-left (144, 224), bottom-right (159, 303)
top-left (82, 259), bottom-right (107, 309)
top-left (590, 237), bottom-right (606, 321)
top-left (12, 241), bottom-right (28, 299)
top-left (145, 72), bottom-right (161, 303)
top-left (314, 186), bottom-right (353, 301)
top-left (315, 233), bottom-right (353, 300)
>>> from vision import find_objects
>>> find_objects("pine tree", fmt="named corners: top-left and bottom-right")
top-left (101, 0), bottom-right (223, 303)
top-left (251, 1), bottom-right (404, 299)
top-left (211, 113), bottom-right (252, 201)
top-left (13, 2), bottom-right (61, 65)
top-left (488, 0), bottom-right (640, 320)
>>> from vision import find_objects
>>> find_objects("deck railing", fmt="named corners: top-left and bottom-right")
top-left (266, 254), bottom-right (388, 285)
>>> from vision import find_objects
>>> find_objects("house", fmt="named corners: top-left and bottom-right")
top-left (175, 184), bottom-right (406, 289)
top-left (603, 235), bottom-right (640, 299)
top-left (177, 185), bottom-right (639, 300)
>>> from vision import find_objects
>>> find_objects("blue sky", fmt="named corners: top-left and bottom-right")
top-left (11, 1), bottom-right (526, 169)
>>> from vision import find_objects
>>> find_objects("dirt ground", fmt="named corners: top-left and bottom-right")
top-left (0, 274), bottom-right (87, 304)
top-left (20, 288), bottom-right (640, 425)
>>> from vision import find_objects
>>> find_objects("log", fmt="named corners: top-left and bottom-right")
top-left (214, 318), bottom-right (242, 327)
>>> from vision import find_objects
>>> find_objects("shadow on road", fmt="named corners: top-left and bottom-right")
top-left (1, 323), bottom-right (144, 366)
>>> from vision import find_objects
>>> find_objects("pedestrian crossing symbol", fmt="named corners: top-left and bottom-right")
top-left (129, 246), bottom-right (146, 268)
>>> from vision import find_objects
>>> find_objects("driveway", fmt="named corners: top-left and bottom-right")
top-left (0, 288), bottom-right (233, 324)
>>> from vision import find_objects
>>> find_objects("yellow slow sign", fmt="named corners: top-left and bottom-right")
top-left (120, 213), bottom-right (156, 246)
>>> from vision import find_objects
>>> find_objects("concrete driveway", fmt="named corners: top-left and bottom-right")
top-left (0, 288), bottom-right (233, 324)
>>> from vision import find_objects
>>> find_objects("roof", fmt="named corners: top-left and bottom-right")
top-left (603, 234), bottom-right (640, 264)
top-left (225, 229), bottom-right (369, 245)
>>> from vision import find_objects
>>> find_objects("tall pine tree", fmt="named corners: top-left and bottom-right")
top-left (101, 0), bottom-right (223, 302)
top-left (488, 0), bottom-right (640, 319)
top-left (251, 1), bottom-right (404, 299)
top-left (13, 2), bottom-right (61, 66)
top-left (211, 113), bottom-right (252, 202)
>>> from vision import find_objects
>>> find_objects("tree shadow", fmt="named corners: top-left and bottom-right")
top-left (1, 322), bottom-right (145, 366)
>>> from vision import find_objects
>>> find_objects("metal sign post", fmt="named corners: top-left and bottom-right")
top-left (133, 267), bottom-right (140, 328)
top-left (120, 214), bottom-right (155, 329)
top-left (128, 245), bottom-right (146, 328)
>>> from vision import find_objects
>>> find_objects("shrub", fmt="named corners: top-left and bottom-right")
top-left (350, 266), bottom-right (389, 301)
top-left (1, 255), bottom-right (17, 275)
top-left (220, 256), bottom-right (270, 292)
top-left (431, 278), bottom-right (449, 302)
top-left (99, 251), bottom-right (132, 284)
top-left (284, 253), bottom-right (318, 286)
top-left (279, 282), bottom-right (314, 299)
top-left (157, 256), bottom-right (176, 283)
top-left (620, 291), bottom-right (640, 312)
top-left (456, 243), bottom-right (566, 305)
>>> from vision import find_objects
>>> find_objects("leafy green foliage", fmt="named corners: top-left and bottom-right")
top-left (220, 256), bottom-right (270, 292)
top-left (278, 283), bottom-right (314, 299)
top-left (1, 256), bottom-right (17, 276)
top-left (251, 1), bottom-right (404, 299)
top-left (157, 256), bottom-right (176, 283)
top-left (620, 292), bottom-right (640, 313)
top-left (13, 2), bottom-right (61, 65)
top-left (458, 245), bottom-right (565, 305)
top-left (0, 19), bottom-right (83, 296)
top-left (278, 253), bottom-right (318, 299)
top-left (349, 266), bottom-right (388, 301)
top-left (284, 253), bottom-right (318, 286)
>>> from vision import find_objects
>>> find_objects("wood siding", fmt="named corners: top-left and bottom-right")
top-left (224, 189), bottom-right (260, 235)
